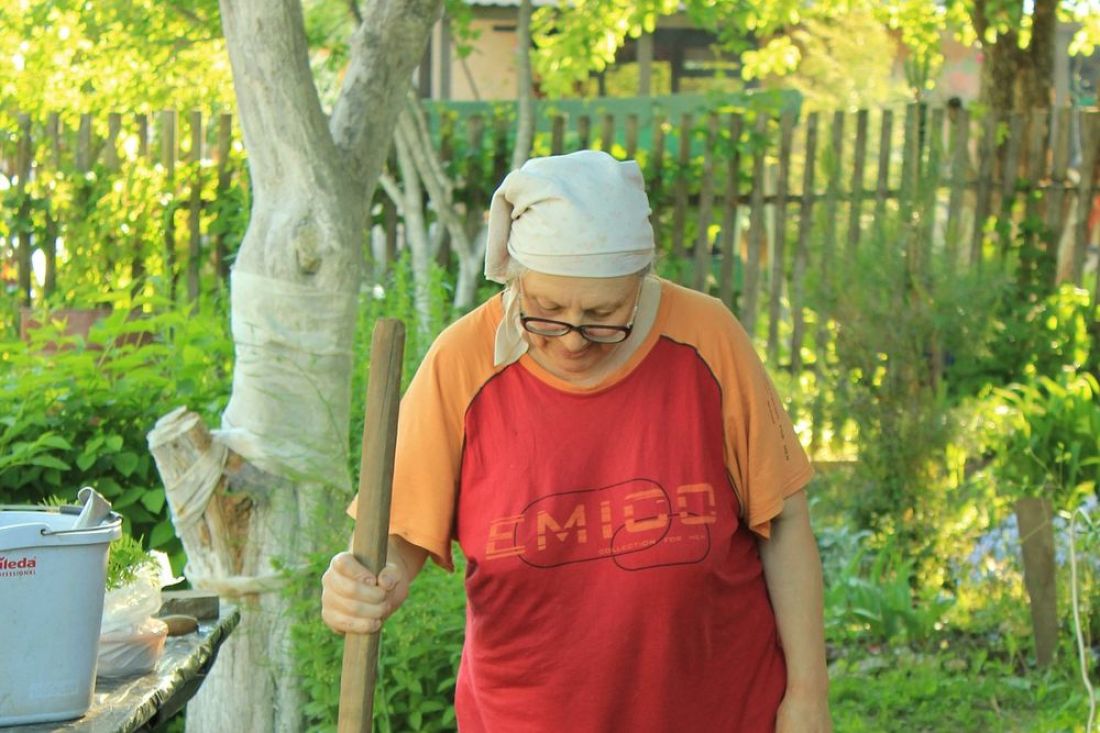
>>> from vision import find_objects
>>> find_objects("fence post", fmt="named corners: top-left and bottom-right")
top-left (790, 112), bottom-right (818, 377)
top-left (15, 114), bottom-right (33, 306)
top-left (215, 113), bottom-right (233, 284)
top-left (161, 109), bottom-right (179, 302)
top-left (1068, 111), bottom-right (1099, 287)
top-left (871, 109), bottom-right (892, 241)
top-left (187, 110), bottom-right (203, 307)
top-left (718, 114), bottom-right (743, 308)
top-left (997, 112), bottom-right (1024, 262)
top-left (692, 114), bottom-right (718, 292)
top-left (43, 113), bottom-right (61, 297)
top-left (767, 109), bottom-right (795, 365)
top-left (625, 114), bottom-right (638, 159)
top-left (971, 112), bottom-right (998, 268)
top-left (650, 114), bottom-right (666, 232)
top-left (671, 113), bottom-right (693, 262)
top-left (945, 107), bottom-right (970, 268)
top-left (847, 109), bottom-right (869, 256)
top-left (742, 113), bottom-right (769, 337)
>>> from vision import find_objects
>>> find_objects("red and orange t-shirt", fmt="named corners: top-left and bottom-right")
top-left (362, 278), bottom-right (813, 732)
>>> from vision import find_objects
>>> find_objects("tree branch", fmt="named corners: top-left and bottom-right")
top-left (330, 0), bottom-right (443, 193)
top-left (348, 0), bottom-right (363, 25)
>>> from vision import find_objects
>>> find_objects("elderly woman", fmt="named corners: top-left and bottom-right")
top-left (322, 150), bottom-right (831, 732)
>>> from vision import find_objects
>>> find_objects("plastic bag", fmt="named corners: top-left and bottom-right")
top-left (98, 617), bottom-right (168, 678)
top-left (96, 551), bottom-right (180, 678)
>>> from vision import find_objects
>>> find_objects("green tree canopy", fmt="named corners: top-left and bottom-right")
top-left (0, 0), bottom-right (233, 120)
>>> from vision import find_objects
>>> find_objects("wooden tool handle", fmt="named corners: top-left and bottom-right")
top-left (338, 318), bottom-right (406, 733)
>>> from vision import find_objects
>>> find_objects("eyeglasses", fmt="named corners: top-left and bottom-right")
top-left (518, 280), bottom-right (643, 345)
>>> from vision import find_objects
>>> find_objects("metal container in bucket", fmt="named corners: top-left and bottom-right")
top-left (0, 502), bottom-right (122, 726)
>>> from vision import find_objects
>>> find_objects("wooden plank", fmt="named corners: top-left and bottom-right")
top-left (601, 113), bottom-right (615, 152)
top-left (997, 112), bottom-right (1024, 260)
top-left (492, 113), bottom-right (509, 183)
top-left (77, 113), bottom-right (93, 172)
top-left (44, 113), bottom-right (62, 297)
top-left (790, 112), bottom-right (818, 376)
top-left (625, 114), bottom-right (638, 159)
top-left (899, 103), bottom-right (920, 224)
top-left (46, 112), bottom-right (61, 168)
top-left (873, 108), bottom-right (894, 230)
top-left (1046, 108), bottom-right (1071, 249)
top-left (576, 114), bottom-right (591, 150)
top-left (922, 106), bottom-right (946, 266)
top-left (213, 114), bottom-right (233, 282)
top-left (1070, 111), bottom-right (1099, 285)
top-left (971, 112), bottom-right (997, 267)
top-left (718, 114), bottom-right (743, 307)
top-left (1020, 110), bottom-right (1050, 262)
top-left (105, 112), bottom-right (122, 170)
top-left (650, 114), bottom-right (666, 229)
top-left (693, 114), bottom-right (718, 292)
top-left (187, 110), bottom-right (203, 306)
top-left (137, 113), bottom-right (150, 159)
top-left (767, 109), bottom-right (794, 365)
top-left (945, 107), bottom-right (970, 268)
top-left (463, 115), bottom-right (486, 255)
top-left (671, 113), bottom-right (693, 261)
top-left (15, 114), bottom-right (32, 305)
top-left (822, 111), bottom-right (844, 302)
top-left (550, 115), bottom-right (565, 156)
top-left (847, 109), bottom-right (869, 256)
top-left (438, 111), bottom-right (454, 166)
top-left (161, 109), bottom-right (178, 302)
top-left (742, 113), bottom-right (769, 337)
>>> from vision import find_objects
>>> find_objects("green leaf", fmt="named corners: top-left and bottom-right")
top-left (37, 434), bottom-right (73, 450)
top-left (140, 488), bottom-right (165, 513)
top-left (149, 520), bottom-right (177, 548)
top-left (76, 451), bottom-right (98, 471)
top-left (112, 484), bottom-right (146, 509)
top-left (113, 451), bottom-right (140, 477)
top-left (30, 455), bottom-right (70, 470)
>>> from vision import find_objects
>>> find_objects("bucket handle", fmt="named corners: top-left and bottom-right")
top-left (0, 505), bottom-right (123, 536)
top-left (39, 520), bottom-right (122, 538)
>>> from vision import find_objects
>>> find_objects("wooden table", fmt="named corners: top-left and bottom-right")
top-left (8, 607), bottom-right (240, 733)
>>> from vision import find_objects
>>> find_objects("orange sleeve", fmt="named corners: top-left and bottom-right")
top-left (347, 299), bottom-right (502, 570)
top-left (661, 283), bottom-right (814, 537)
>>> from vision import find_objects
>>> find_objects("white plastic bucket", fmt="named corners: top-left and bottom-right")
top-left (0, 505), bottom-right (122, 726)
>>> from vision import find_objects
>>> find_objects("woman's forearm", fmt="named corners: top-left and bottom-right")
top-left (758, 490), bottom-right (829, 698)
top-left (389, 533), bottom-right (429, 584)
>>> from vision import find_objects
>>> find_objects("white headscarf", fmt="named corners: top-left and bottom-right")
top-left (485, 150), bottom-right (656, 283)
top-left (484, 150), bottom-right (661, 367)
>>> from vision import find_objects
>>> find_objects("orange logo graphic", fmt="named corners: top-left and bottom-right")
top-left (485, 479), bottom-right (717, 570)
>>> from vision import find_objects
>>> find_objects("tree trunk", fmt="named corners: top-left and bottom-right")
top-left (512, 0), bottom-right (535, 171)
top-left (976, 0), bottom-right (1056, 117)
top-left (148, 2), bottom-right (442, 731)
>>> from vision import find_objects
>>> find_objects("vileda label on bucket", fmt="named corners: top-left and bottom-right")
top-left (0, 555), bottom-right (38, 577)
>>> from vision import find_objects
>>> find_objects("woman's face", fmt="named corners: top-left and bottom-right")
top-left (518, 271), bottom-right (643, 382)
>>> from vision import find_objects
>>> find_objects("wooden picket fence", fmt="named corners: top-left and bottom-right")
top-left (2, 110), bottom-right (239, 308)
top-left (3, 103), bottom-right (1099, 367)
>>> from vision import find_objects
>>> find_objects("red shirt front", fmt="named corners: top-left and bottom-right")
top-left (455, 336), bottom-right (787, 731)
top-left (353, 279), bottom-right (814, 731)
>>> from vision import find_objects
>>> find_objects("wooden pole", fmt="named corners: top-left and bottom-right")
top-left (338, 318), bottom-right (406, 733)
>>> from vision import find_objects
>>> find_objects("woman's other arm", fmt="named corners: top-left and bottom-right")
top-left (758, 489), bottom-right (832, 733)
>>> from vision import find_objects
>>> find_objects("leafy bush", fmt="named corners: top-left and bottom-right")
top-left (0, 297), bottom-right (233, 571)
top-left (953, 284), bottom-right (1099, 396)
top-left (824, 532), bottom-right (954, 648)
top-left (981, 370), bottom-right (1100, 509)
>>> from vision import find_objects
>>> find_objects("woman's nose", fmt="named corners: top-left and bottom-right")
top-left (560, 329), bottom-right (589, 352)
